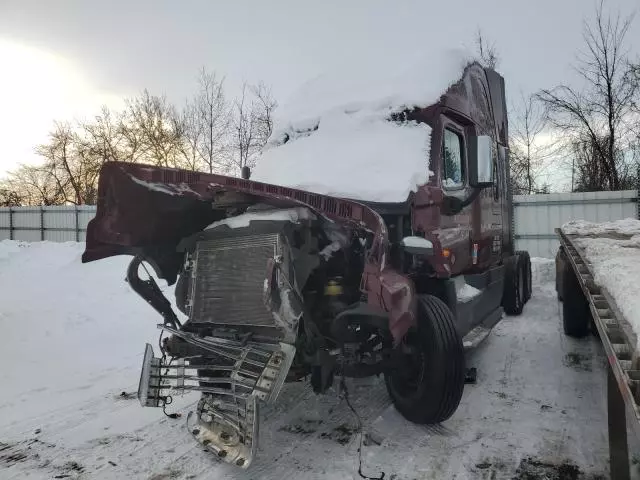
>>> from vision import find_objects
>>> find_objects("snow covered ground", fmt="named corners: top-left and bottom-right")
top-left (1, 241), bottom-right (638, 479)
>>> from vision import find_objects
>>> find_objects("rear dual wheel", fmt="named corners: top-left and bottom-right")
top-left (516, 251), bottom-right (532, 303)
top-left (502, 252), bottom-right (531, 315)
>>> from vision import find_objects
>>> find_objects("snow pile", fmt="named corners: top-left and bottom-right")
top-left (456, 283), bottom-right (482, 303)
top-left (531, 257), bottom-right (555, 286)
top-left (562, 218), bottom-right (640, 236)
top-left (0, 241), bottom-right (177, 439)
top-left (453, 275), bottom-right (481, 303)
top-left (0, 239), bottom-right (25, 260)
top-left (575, 235), bottom-right (640, 349)
top-left (252, 48), bottom-right (477, 202)
top-left (401, 236), bottom-right (434, 248)
top-left (205, 207), bottom-right (316, 230)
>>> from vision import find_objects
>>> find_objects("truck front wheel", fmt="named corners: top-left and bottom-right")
top-left (384, 295), bottom-right (465, 424)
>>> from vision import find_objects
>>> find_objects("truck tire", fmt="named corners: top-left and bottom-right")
top-left (516, 250), bottom-right (532, 303)
top-left (561, 261), bottom-right (590, 338)
top-left (384, 295), bottom-right (465, 424)
top-left (502, 254), bottom-right (525, 315)
top-left (556, 247), bottom-right (567, 302)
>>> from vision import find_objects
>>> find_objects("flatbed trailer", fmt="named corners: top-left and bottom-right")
top-left (555, 227), bottom-right (640, 480)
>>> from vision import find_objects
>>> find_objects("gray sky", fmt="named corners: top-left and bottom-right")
top-left (0, 0), bottom-right (638, 187)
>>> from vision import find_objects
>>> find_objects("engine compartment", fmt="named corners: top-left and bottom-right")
top-left (166, 204), bottom-right (392, 390)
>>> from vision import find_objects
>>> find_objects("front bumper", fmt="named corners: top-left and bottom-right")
top-left (137, 327), bottom-right (295, 468)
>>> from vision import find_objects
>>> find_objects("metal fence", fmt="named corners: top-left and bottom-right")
top-left (513, 190), bottom-right (638, 258)
top-left (0, 206), bottom-right (97, 242)
top-left (2, 191), bottom-right (639, 258)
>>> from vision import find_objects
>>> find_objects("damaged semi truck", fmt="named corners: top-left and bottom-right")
top-left (82, 54), bottom-right (532, 468)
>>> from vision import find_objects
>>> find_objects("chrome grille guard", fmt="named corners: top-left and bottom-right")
top-left (138, 327), bottom-right (295, 468)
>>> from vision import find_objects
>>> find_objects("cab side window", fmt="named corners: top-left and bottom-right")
top-left (442, 128), bottom-right (464, 189)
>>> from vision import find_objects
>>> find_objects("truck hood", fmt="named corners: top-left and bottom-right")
top-left (83, 162), bottom-right (389, 284)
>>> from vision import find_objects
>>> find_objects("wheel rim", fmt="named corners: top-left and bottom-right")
top-left (389, 331), bottom-right (426, 397)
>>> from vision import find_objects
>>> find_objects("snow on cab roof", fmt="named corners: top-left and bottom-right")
top-left (251, 48), bottom-right (477, 203)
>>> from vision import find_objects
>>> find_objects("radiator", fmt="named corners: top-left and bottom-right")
top-left (188, 233), bottom-right (283, 328)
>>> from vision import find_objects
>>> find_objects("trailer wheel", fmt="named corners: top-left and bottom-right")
top-left (384, 295), bottom-right (465, 424)
top-left (502, 254), bottom-right (525, 315)
top-left (556, 247), bottom-right (567, 302)
top-left (516, 250), bottom-right (532, 303)
top-left (561, 261), bottom-right (590, 338)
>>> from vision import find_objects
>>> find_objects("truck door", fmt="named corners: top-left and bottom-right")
top-left (473, 137), bottom-right (503, 268)
top-left (436, 117), bottom-right (473, 275)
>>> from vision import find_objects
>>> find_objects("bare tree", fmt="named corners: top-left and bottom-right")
top-left (4, 164), bottom-right (66, 206)
top-left (180, 103), bottom-right (205, 171)
top-left (537, 0), bottom-right (639, 191)
top-left (187, 68), bottom-right (229, 173)
top-left (80, 106), bottom-right (123, 163)
top-left (0, 187), bottom-right (22, 207)
top-left (123, 90), bottom-right (186, 169)
top-left (510, 94), bottom-right (558, 194)
top-left (0, 68), bottom-right (278, 204)
top-left (229, 83), bottom-right (255, 173)
top-left (475, 29), bottom-right (499, 69)
top-left (34, 122), bottom-right (86, 204)
top-left (227, 82), bottom-right (277, 174)
top-left (251, 82), bottom-right (277, 149)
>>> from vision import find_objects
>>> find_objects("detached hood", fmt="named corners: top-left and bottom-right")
top-left (83, 162), bottom-right (387, 284)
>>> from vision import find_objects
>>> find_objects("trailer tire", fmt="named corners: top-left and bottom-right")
top-left (384, 295), bottom-right (465, 424)
top-left (556, 247), bottom-right (567, 302)
top-left (502, 254), bottom-right (525, 315)
top-left (516, 250), bottom-right (532, 303)
top-left (561, 261), bottom-right (590, 338)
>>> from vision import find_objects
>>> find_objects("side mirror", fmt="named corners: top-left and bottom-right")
top-left (468, 135), bottom-right (494, 188)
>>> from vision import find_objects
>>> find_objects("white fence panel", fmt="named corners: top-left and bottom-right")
top-left (2, 191), bottom-right (639, 260)
top-left (0, 206), bottom-right (97, 242)
top-left (513, 190), bottom-right (638, 258)
top-left (0, 210), bottom-right (10, 240)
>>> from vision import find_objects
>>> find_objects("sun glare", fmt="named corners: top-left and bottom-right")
top-left (0, 40), bottom-right (123, 174)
